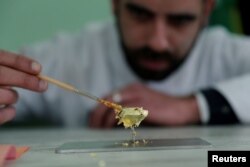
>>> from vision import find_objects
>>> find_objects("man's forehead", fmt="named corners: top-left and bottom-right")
top-left (121, 0), bottom-right (203, 15)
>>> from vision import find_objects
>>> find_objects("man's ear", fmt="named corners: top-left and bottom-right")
top-left (203, 0), bottom-right (216, 25)
top-left (204, 0), bottom-right (216, 17)
top-left (111, 0), bottom-right (120, 16)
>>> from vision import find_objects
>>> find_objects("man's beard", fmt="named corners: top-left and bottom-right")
top-left (121, 42), bottom-right (188, 81)
top-left (115, 17), bottom-right (203, 81)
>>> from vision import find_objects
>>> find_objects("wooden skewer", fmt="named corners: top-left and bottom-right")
top-left (37, 74), bottom-right (122, 112)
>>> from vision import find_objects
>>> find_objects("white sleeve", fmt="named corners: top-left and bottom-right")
top-left (211, 33), bottom-right (250, 124)
top-left (214, 33), bottom-right (250, 124)
top-left (195, 93), bottom-right (210, 124)
top-left (194, 29), bottom-right (250, 124)
top-left (215, 74), bottom-right (250, 124)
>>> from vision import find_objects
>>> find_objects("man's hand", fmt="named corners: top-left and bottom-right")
top-left (89, 83), bottom-right (200, 128)
top-left (0, 50), bottom-right (48, 125)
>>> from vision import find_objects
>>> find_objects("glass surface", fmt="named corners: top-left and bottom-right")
top-left (55, 138), bottom-right (211, 154)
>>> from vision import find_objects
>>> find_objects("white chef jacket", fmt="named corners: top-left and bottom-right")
top-left (15, 20), bottom-right (250, 127)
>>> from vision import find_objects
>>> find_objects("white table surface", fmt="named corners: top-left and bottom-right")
top-left (1, 126), bottom-right (250, 167)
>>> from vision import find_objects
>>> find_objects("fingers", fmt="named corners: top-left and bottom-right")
top-left (0, 88), bottom-right (18, 105)
top-left (89, 84), bottom-right (142, 129)
top-left (0, 106), bottom-right (16, 125)
top-left (89, 106), bottom-right (117, 129)
top-left (116, 83), bottom-right (145, 103)
top-left (103, 111), bottom-right (117, 128)
top-left (89, 95), bottom-right (119, 128)
top-left (0, 50), bottom-right (41, 74)
top-left (0, 50), bottom-right (46, 125)
top-left (89, 103), bottom-right (117, 128)
top-left (0, 66), bottom-right (47, 92)
top-left (89, 104), bottom-right (109, 128)
top-left (0, 50), bottom-right (47, 92)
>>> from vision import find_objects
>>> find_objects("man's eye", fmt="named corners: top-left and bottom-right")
top-left (168, 16), bottom-right (196, 27)
top-left (169, 18), bottom-right (191, 27)
top-left (130, 10), bottom-right (152, 22)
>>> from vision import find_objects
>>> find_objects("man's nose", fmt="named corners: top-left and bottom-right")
top-left (147, 20), bottom-right (170, 52)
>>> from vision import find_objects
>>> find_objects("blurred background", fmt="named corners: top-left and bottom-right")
top-left (0, 0), bottom-right (112, 51)
top-left (0, 0), bottom-right (249, 51)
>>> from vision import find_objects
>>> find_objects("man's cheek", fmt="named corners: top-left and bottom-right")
top-left (175, 39), bottom-right (193, 57)
top-left (123, 30), bottom-right (146, 48)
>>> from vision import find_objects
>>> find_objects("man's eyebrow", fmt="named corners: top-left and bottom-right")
top-left (125, 2), bottom-right (155, 16)
top-left (167, 13), bottom-right (197, 21)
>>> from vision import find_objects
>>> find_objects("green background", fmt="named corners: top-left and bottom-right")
top-left (0, 0), bottom-right (112, 51)
top-left (0, 0), bottom-right (240, 51)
